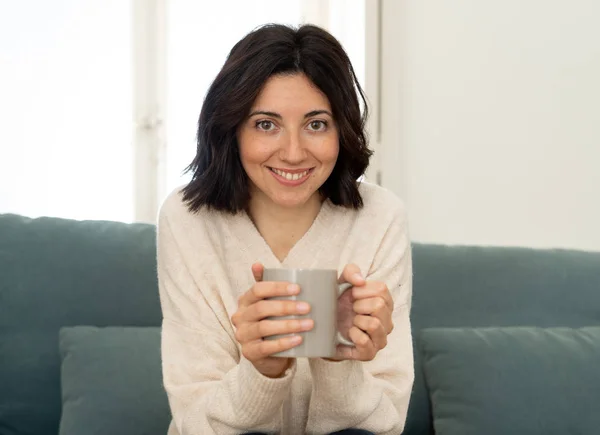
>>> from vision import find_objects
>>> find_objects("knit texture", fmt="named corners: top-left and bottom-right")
top-left (157, 182), bottom-right (414, 435)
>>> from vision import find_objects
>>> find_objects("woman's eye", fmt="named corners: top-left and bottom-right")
top-left (308, 120), bottom-right (327, 131)
top-left (256, 120), bottom-right (275, 131)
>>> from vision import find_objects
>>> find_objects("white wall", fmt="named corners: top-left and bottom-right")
top-left (380, 0), bottom-right (600, 251)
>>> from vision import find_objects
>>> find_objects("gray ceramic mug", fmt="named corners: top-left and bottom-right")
top-left (263, 268), bottom-right (356, 358)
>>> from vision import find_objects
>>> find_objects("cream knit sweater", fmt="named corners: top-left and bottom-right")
top-left (157, 182), bottom-right (414, 435)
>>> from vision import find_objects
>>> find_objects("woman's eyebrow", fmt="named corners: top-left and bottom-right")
top-left (304, 110), bottom-right (332, 118)
top-left (248, 110), bottom-right (282, 119)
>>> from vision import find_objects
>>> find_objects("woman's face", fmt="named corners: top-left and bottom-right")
top-left (238, 73), bottom-right (339, 210)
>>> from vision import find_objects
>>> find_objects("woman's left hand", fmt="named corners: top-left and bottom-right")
top-left (332, 264), bottom-right (394, 361)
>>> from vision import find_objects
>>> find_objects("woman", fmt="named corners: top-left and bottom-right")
top-left (157, 24), bottom-right (414, 435)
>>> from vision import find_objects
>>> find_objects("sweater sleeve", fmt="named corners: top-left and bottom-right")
top-left (306, 200), bottom-right (415, 435)
top-left (158, 207), bottom-right (294, 435)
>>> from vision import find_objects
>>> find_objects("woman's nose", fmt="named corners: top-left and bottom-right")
top-left (279, 131), bottom-right (307, 164)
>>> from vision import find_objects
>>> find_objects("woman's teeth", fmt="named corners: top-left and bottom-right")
top-left (271, 168), bottom-right (310, 181)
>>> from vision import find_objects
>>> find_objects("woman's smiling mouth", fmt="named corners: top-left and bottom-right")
top-left (268, 167), bottom-right (314, 185)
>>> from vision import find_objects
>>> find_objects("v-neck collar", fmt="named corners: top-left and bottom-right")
top-left (228, 199), bottom-right (335, 269)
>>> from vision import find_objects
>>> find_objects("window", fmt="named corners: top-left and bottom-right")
top-left (0, 1), bottom-right (133, 221)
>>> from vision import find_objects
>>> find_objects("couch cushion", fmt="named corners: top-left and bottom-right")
top-left (418, 326), bottom-right (600, 435)
top-left (405, 244), bottom-right (600, 435)
top-left (58, 326), bottom-right (170, 435)
top-left (0, 214), bottom-right (161, 435)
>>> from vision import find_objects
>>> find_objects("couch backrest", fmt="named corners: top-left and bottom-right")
top-left (405, 243), bottom-right (600, 435)
top-left (0, 214), bottom-right (161, 435)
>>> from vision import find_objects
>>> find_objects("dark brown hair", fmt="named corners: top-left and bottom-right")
top-left (182, 24), bottom-right (372, 213)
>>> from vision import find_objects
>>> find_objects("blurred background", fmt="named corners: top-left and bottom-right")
top-left (1, 0), bottom-right (599, 251)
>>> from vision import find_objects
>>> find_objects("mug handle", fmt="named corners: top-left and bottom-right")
top-left (336, 282), bottom-right (356, 347)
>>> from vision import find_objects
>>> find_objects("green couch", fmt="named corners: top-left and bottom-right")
top-left (1, 213), bottom-right (599, 435)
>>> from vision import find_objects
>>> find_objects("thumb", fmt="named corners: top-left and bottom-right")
top-left (339, 263), bottom-right (365, 286)
top-left (251, 262), bottom-right (264, 282)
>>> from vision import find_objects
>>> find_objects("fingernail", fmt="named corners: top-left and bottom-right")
top-left (300, 319), bottom-right (313, 330)
top-left (296, 302), bottom-right (310, 313)
top-left (289, 335), bottom-right (302, 344)
top-left (287, 284), bottom-right (300, 294)
top-left (353, 272), bottom-right (364, 281)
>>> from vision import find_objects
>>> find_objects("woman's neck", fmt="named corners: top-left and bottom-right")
top-left (247, 192), bottom-right (323, 262)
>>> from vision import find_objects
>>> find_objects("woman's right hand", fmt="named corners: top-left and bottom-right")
top-left (231, 263), bottom-right (313, 378)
